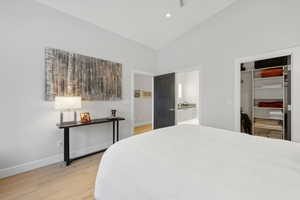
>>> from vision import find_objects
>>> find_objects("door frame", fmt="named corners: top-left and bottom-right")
top-left (234, 47), bottom-right (300, 141)
top-left (131, 70), bottom-right (154, 135)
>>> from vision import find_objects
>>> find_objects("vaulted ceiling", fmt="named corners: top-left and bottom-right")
top-left (37, 0), bottom-right (236, 50)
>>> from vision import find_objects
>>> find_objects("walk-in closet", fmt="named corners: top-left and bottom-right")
top-left (240, 56), bottom-right (291, 140)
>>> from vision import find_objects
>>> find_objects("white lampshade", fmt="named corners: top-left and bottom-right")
top-left (54, 96), bottom-right (82, 111)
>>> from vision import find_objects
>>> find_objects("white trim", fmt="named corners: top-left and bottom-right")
top-left (175, 73), bottom-right (178, 124)
top-left (131, 70), bottom-right (154, 135)
top-left (0, 142), bottom-right (111, 179)
top-left (156, 64), bottom-right (202, 75)
top-left (0, 155), bottom-right (61, 179)
top-left (234, 47), bottom-right (300, 142)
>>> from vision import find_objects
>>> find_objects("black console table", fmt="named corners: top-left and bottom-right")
top-left (57, 117), bottom-right (125, 166)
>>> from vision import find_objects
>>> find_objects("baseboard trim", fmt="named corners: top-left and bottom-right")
top-left (0, 155), bottom-right (61, 179)
top-left (0, 142), bottom-right (111, 179)
top-left (134, 121), bottom-right (152, 127)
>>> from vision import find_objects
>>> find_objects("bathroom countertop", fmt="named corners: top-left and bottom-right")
top-left (178, 104), bottom-right (196, 110)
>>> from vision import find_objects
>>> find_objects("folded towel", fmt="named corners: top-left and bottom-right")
top-left (261, 68), bottom-right (283, 77)
top-left (269, 111), bottom-right (283, 116)
top-left (258, 102), bottom-right (283, 108)
top-left (259, 84), bottom-right (282, 89)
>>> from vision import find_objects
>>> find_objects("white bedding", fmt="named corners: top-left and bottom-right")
top-left (95, 125), bottom-right (300, 200)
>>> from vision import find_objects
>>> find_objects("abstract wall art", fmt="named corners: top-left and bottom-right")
top-left (45, 48), bottom-right (122, 101)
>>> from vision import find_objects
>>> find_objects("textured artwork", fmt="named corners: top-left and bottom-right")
top-left (45, 48), bottom-right (122, 101)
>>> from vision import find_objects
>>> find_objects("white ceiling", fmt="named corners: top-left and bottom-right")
top-left (37, 0), bottom-right (236, 50)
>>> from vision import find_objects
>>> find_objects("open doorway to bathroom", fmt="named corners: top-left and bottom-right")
top-left (176, 70), bottom-right (200, 125)
top-left (133, 72), bottom-right (153, 134)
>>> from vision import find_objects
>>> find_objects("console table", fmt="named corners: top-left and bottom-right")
top-left (57, 117), bottom-right (125, 166)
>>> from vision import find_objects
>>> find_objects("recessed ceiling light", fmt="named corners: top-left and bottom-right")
top-left (165, 13), bottom-right (172, 19)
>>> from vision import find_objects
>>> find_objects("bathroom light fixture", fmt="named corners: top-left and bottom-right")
top-left (165, 13), bottom-right (172, 18)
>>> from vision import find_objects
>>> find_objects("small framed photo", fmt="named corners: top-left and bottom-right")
top-left (80, 112), bottom-right (91, 123)
top-left (142, 91), bottom-right (152, 98)
top-left (134, 90), bottom-right (141, 98)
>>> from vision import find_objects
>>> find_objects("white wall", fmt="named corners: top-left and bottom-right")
top-left (134, 74), bottom-right (152, 126)
top-left (177, 71), bottom-right (199, 104)
top-left (0, 0), bottom-right (156, 178)
top-left (158, 0), bottom-right (300, 136)
top-left (185, 71), bottom-right (199, 104)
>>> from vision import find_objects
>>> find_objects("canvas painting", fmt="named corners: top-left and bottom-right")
top-left (45, 48), bottom-right (122, 101)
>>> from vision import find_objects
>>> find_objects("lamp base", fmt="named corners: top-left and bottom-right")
top-left (59, 111), bottom-right (77, 124)
top-left (74, 111), bottom-right (77, 122)
top-left (60, 112), bottom-right (64, 124)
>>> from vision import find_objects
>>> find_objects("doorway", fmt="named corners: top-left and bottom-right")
top-left (153, 70), bottom-right (201, 129)
top-left (234, 48), bottom-right (300, 141)
top-left (154, 73), bottom-right (176, 129)
top-left (133, 72), bottom-right (154, 135)
top-left (175, 70), bottom-right (200, 125)
top-left (240, 56), bottom-right (291, 140)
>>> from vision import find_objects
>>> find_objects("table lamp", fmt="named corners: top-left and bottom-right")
top-left (55, 96), bottom-right (82, 124)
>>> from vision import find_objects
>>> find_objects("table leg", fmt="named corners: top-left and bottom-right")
top-left (113, 121), bottom-right (116, 144)
top-left (64, 128), bottom-right (70, 166)
top-left (117, 120), bottom-right (119, 142)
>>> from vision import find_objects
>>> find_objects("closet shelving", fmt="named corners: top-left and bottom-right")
top-left (252, 65), bottom-right (288, 139)
top-left (254, 122), bottom-right (283, 131)
top-left (254, 107), bottom-right (283, 110)
top-left (241, 55), bottom-right (292, 140)
top-left (254, 76), bottom-right (284, 81)
top-left (241, 56), bottom-right (291, 141)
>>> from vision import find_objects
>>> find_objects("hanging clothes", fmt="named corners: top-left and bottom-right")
top-left (241, 113), bottom-right (252, 135)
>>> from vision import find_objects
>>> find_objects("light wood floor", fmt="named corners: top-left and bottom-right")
top-left (134, 124), bottom-right (153, 135)
top-left (0, 125), bottom-right (153, 200)
top-left (0, 153), bottom-right (103, 200)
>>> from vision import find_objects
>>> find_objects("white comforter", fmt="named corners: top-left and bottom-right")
top-left (95, 125), bottom-right (300, 200)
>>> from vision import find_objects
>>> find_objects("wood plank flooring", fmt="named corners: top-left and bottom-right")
top-left (0, 125), bottom-right (153, 200)
top-left (0, 153), bottom-right (103, 200)
top-left (134, 124), bottom-right (153, 135)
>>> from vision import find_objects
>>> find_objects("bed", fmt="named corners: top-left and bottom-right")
top-left (95, 124), bottom-right (300, 200)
